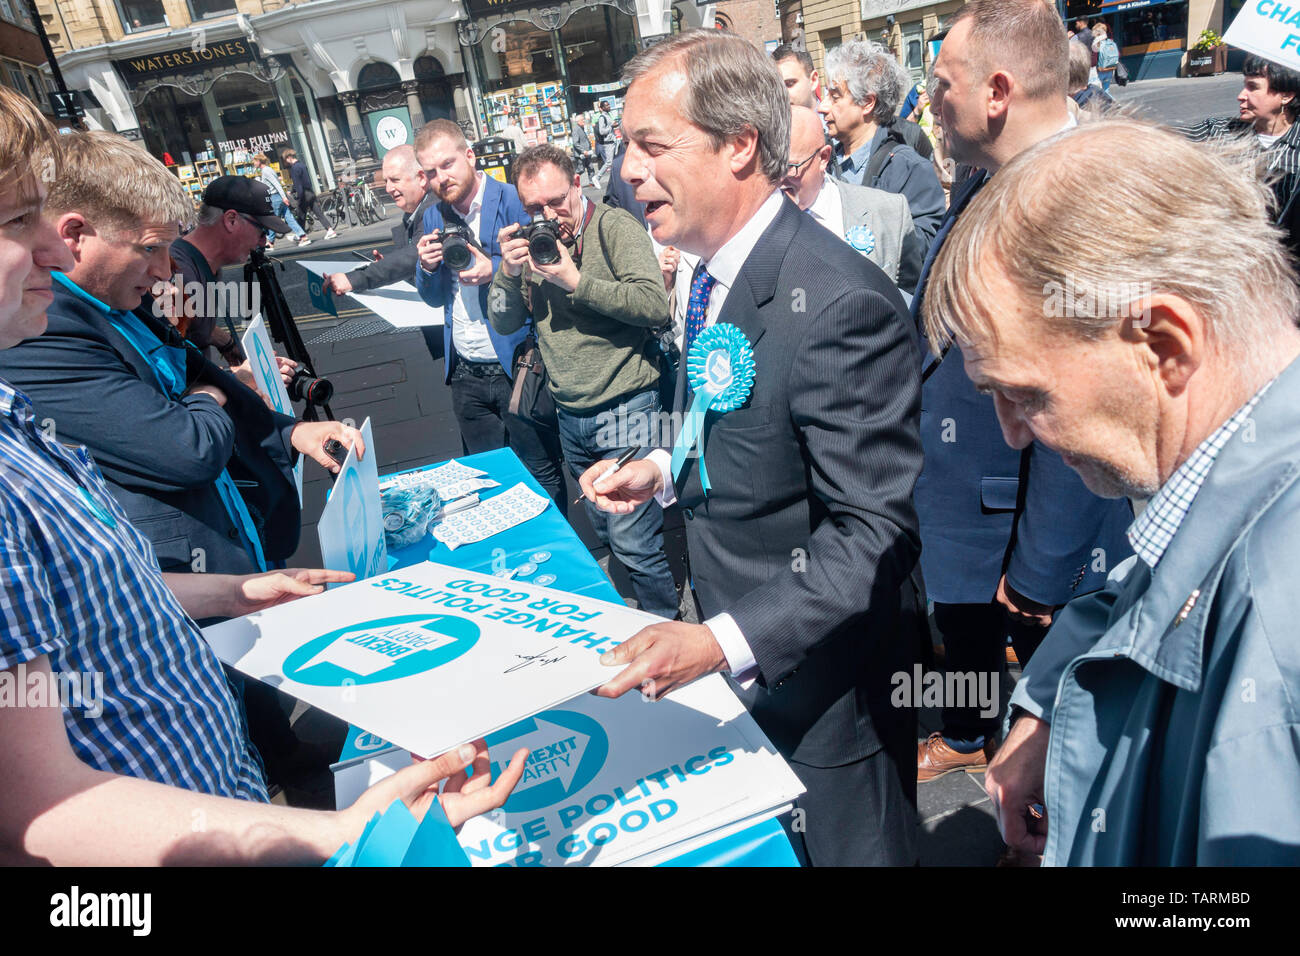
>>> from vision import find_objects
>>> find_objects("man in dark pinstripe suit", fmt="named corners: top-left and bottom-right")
top-left (578, 30), bottom-right (926, 866)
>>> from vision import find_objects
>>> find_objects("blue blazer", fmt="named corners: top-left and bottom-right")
top-left (912, 174), bottom-right (1133, 607)
top-left (0, 282), bottom-right (301, 577)
top-left (415, 173), bottom-right (531, 383)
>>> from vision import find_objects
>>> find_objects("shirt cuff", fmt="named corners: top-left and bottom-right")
top-left (706, 612), bottom-right (759, 689)
top-left (648, 448), bottom-right (676, 508)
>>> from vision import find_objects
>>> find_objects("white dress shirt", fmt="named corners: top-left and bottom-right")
top-left (806, 176), bottom-right (845, 241)
top-left (646, 188), bottom-right (785, 684)
top-left (449, 172), bottom-right (498, 362)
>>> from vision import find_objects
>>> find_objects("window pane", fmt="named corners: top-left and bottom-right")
top-left (0, 0), bottom-right (15, 22)
top-left (907, 40), bottom-right (922, 69)
top-left (189, 0), bottom-right (236, 17)
top-left (118, 0), bottom-right (167, 31)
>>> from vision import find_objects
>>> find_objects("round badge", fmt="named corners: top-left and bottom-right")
top-left (383, 512), bottom-right (405, 531)
top-left (533, 573), bottom-right (557, 587)
top-left (845, 225), bottom-right (877, 256)
top-left (515, 562), bottom-right (538, 577)
top-left (493, 568), bottom-right (518, 579)
top-left (530, 551), bottom-right (552, 564)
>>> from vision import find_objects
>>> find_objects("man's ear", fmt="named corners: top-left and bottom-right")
top-left (987, 70), bottom-right (1013, 120)
top-left (54, 211), bottom-right (89, 260)
top-left (727, 125), bottom-right (762, 175)
top-left (1120, 294), bottom-right (1206, 398)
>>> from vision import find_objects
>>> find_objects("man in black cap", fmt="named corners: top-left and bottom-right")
top-left (168, 175), bottom-right (290, 364)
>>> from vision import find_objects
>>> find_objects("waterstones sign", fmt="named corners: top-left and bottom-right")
top-left (115, 38), bottom-right (257, 82)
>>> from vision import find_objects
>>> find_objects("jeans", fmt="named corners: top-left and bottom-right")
top-left (450, 359), bottom-right (566, 515)
top-left (268, 194), bottom-right (305, 240)
top-left (557, 387), bottom-right (679, 619)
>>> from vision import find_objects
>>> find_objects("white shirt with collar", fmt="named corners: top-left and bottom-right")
top-left (806, 176), bottom-right (845, 242)
top-left (449, 171), bottom-right (498, 363)
top-left (645, 187), bottom-right (785, 685)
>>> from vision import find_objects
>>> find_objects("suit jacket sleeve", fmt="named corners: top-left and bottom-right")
top-left (347, 244), bottom-right (419, 294)
top-left (1, 324), bottom-right (235, 493)
top-left (1007, 557), bottom-right (1138, 724)
top-left (1006, 442), bottom-right (1133, 606)
top-left (727, 286), bottom-right (923, 686)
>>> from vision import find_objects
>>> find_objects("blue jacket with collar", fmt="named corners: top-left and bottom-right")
top-left (0, 281), bottom-right (300, 575)
top-left (912, 173), bottom-right (1133, 608)
top-left (415, 173), bottom-right (531, 382)
top-left (1010, 356), bottom-right (1300, 865)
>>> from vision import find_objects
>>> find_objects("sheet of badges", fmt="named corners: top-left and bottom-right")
top-left (432, 482), bottom-right (551, 549)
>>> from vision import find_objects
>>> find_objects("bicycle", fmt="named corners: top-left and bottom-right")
top-left (346, 178), bottom-right (387, 226)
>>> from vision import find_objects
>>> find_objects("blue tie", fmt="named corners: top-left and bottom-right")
top-left (684, 265), bottom-right (716, 358)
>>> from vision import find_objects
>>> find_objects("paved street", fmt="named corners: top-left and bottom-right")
top-left (262, 73), bottom-right (1247, 860)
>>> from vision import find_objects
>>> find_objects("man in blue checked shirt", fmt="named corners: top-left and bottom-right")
top-left (0, 89), bottom-right (526, 865)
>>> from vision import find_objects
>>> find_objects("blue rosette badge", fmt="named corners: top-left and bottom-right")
top-left (669, 323), bottom-right (756, 494)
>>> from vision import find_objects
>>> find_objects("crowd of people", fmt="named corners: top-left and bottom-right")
top-left (2, 0), bottom-right (1299, 866)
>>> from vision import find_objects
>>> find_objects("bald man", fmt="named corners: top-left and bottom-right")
top-left (781, 105), bottom-right (923, 292)
top-left (325, 145), bottom-right (435, 295)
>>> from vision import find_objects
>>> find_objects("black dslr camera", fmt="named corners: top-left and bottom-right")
top-left (439, 223), bottom-right (477, 272)
top-left (520, 214), bottom-right (563, 266)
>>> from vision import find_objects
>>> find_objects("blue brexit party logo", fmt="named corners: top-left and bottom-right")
top-left (486, 709), bottom-right (608, 814)
top-left (282, 613), bottom-right (480, 686)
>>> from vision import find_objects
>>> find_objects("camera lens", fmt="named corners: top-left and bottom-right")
top-left (442, 234), bottom-right (473, 272)
top-left (528, 228), bottom-right (560, 266)
top-left (288, 369), bottom-right (334, 406)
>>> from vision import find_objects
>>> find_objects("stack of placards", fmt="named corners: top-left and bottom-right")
top-left (316, 417), bottom-right (387, 583)
top-left (239, 315), bottom-right (303, 503)
top-left (332, 674), bottom-right (804, 867)
top-left (201, 561), bottom-right (804, 866)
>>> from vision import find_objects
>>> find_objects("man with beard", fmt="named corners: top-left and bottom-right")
top-left (414, 120), bottom-right (565, 511)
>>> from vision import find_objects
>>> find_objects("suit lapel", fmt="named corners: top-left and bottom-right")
top-left (478, 174), bottom-right (501, 248)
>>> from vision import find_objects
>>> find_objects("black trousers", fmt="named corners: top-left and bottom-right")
top-left (933, 601), bottom-right (1049, 741)
top-left (296, 189), bottom-right (332, 232)
top-left (450, 360), bottom-right (566, 515)
top-left (781, 734), bottom-right (919, 866)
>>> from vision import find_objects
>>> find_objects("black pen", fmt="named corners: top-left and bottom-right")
top-left (575, 444), bottom-right (641, 505)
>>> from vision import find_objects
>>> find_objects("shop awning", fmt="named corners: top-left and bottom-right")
top-left (1097, 0), bottom-right (1174, 11)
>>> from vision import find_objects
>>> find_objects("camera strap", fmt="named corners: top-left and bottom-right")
top-left (573, 198), bottom-right (596, 263)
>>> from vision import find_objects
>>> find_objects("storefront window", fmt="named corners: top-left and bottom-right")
top-left (562, 4), bottom-right (638, 112)
top-left (1064, 1), bottom-right (1188, 50)
top-left (115, 0), bottom-right (168, 32)
top-left (186, 0), bottom-right (237, 19)
top-left (475, 19), bottom-right (562, 94)
top-left (357, 62), bottom-right (401, 91)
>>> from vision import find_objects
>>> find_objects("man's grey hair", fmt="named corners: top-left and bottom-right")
top-left (1067, 37), bottom-right (1092, 92)
top-left (621, 29), bottom-right (790, 185)
top-left (922, 118), bottom-right (1299, 377)
top-left (823, 39), bottom-right (910, 124)
top-left (195, 204), bottom-right (225, 227)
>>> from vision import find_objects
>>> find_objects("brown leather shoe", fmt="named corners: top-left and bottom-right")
top-left (917, 732), bottom-right (991, 782)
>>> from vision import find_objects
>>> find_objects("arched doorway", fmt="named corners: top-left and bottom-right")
top-left (414, 54), bottom-right (454, 125)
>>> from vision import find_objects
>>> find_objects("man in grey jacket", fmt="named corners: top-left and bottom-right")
top-left (925, 117), bottom-right (1300, 865)
top-left (782, 105), bottom-right (922, 293)
top-left (324, 146), bottom-right (435, 296)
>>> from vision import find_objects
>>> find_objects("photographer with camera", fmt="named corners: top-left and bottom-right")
top-left (490, 145), bottom-right (678, 620)
top-left (414, 120), bottom-right (565, 511)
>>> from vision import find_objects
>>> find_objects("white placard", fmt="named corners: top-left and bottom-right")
top-left (331, 675), bottom-right (805, 867)
top-left (299, 259), bottom-right (443, 328)
top-left (240, 314), bottom-right (303, 503)
top-left (202, 561), bottom-right (652, 759)
top-left (1224, 2), bottom-right (1300, 72)
top-left (316, 417), bottom-right (387, 582)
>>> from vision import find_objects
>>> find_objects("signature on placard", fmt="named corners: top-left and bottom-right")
top-left (503, 652), bottom-right (568, 674)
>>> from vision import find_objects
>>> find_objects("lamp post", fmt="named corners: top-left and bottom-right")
top-left (24, 0), bottom-right (84, 129)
